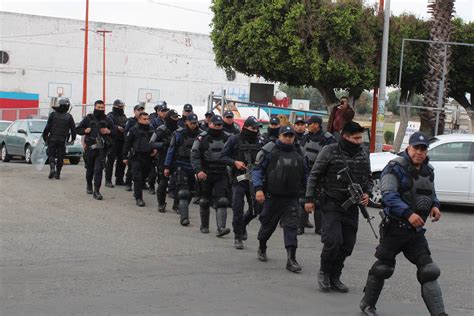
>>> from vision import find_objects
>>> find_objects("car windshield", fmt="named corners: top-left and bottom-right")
top-left (28, 121), bottom-right (47, 133)
top-left (0, 122), bottom-right (11, 132)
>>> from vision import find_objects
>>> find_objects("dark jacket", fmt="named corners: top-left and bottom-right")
top-left (327, 105), bottom-right (355, 133)
top-left (123, 124), bottom-right (155, 157)
top-left (76, 114), bottom-right (113, 147)
top-left (42, 111), bottom-right (76, 143)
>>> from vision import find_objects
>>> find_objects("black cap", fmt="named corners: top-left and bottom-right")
top-left (167, 109), bottom-right (180, 120)
top-left (409, 132), bottom-right (430, 147)
top-left (205, 111), bottom-right (214, 117)
top-left (294, 116), bottom-right (305, 124)
top-left (270, 117), bottom-right (280, 125)
top-left (210, 115), bottom-right (223, 124)
top-left (155, 100), bottom-right (168, 111)
top-left (113, 99), bottom-right (124, 107)
top-left (306, 115), bottom-right (322, 125)
top-left (279, 126), bottom-right (295, 135)
top-left (341, 121), bottom-right (365, 135)
top-left (186, 113), bottom-right (198, 123)
top-left (134, 104), bottom-right (145, 111)
top-left (224, 110), bottom-right (234, 118)
top-left (183, 103), bottom-right (193, 112)
top-left (244, 116), bottom-right (259, 128)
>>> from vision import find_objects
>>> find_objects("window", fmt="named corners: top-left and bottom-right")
top-left (18, 121), bottom-right (27, 133)
top-left (28, 121), bottom-right (47, 133)
top-left (8, 121), bottom-right (20, 133)
top-left (0, 51), bottom-right (9, 64)
top-left (429, 142), bottom-right (473, 162)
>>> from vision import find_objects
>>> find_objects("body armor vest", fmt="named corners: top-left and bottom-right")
top-left (390, 156), bottom-right (435, 220)
top-left (234, 136), bottom-right (262, 176)
top-left (265, 145), bottom-right (304, 196)
top-left (49, 112), bottom-right (71, 141)
top-left (177, 129), bottom-right (197, 162)
top-left (132, 126), bottom-right (153, 154)
top-left (302, 131), bottom-right (333, 164)
top-left (202, 134), bottom-right (226, 173)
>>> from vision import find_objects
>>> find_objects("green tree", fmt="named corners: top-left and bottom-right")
top-left (279, 84), bottom-right (326, 110)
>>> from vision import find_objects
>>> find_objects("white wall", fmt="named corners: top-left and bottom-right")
top-left (0, 12), bottom-right (259, 119)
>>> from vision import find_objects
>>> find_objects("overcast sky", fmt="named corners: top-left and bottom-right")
top-left (1, 0), bottom-right (473, 35)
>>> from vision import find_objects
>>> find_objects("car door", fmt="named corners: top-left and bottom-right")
top-left (469, 143), bottom-right (474, 203)
top-left (5, 121), bottom-right (21, 155)
top-left (16, 121), bottom-right (28, 156)
top-left (428, 141), bottom-right (472, 203)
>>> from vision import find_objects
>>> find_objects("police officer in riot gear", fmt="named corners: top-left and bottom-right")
top-left (293, 116), bottom-right (306, 143)
top-left (150, 100), bottom-right (168, 123)
top-left (178, 104), bottom-right (193, 128)
top-left (152, 109), bottom-right (180, 212)
top-left (222, 110), bottom-right (241, 137)
top-left (253, 126), bottom-right (308, 272)
top-left (220, 116), bottom-right (263, 249)
top-left (305, 121), bottom-right (372, 292)
top-left (76, 100), bottom-right (114, 200)
top-left (199, 111), bottom-right (214, 131)
top-left (42, 98), bottom-right (76, 179)
top-left (105, 99), bottom-right (127, 187)
top-left (359, 132), bottom-right (447, 316)
top-left (164, 113), bottom-right (201, 225)
top-left (299, 115), bottom-right (336, 235)
top-left (123, 104), bottom-right (145, 191)
top-left (262, 117), bottom-right (280, 144)
top-left (122, 112), bottom-right (157, 207)
top-left (191, 115), bottom-right (231, 237)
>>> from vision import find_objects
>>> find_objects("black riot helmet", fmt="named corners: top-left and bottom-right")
top-left (56, 98), bottom-right (71, 113)
top-left (154, 100), bottom-right (167, 112)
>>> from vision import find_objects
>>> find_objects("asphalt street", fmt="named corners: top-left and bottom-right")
top-left (0, 161), bottom-right (473, 316)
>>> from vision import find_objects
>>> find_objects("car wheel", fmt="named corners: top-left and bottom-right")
top-left (69, 157), bottom-right (80, 165)
top-left (370, 172), bottom-right (383, 208)
top-left (1, 144), bottom-right (11, 162)
top-left (24, 145), bottom-right (32, 164)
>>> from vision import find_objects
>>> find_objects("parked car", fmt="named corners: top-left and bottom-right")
top-left (0, 120), bottom-right (13, 132)
top-left (370, 134), bottom-right (474, 206)
top-left (0, 119), bottom-right (83, 165)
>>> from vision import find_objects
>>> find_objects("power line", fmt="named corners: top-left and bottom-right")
top-left (148, 0), bottom-right (213, 15)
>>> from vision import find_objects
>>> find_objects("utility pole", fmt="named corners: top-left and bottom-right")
top-left (82, 0), bottom-right (89, 117)
top-left (96, 29), bottom-right (112, 106)
top-left (375, 0), bottom-right (390, 152)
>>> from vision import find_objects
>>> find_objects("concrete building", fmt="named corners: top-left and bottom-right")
top-left (0, 12), bottom-right (259, 119)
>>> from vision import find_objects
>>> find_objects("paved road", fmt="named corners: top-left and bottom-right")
top-left (1, 161), bottom-right (473, 315)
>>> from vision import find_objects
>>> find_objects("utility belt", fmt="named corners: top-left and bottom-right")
top-left (380, 213), bottom-right (415, 232)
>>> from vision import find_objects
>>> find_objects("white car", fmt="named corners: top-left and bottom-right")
top-left (370, 134), bottom-right (474, 206)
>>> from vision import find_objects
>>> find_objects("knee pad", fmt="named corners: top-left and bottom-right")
top-left (216, 197), bottom-right (228, 208)
top-left (370, 261), bottom-right (394, 280)
top-left (417, 262), bottom-right (440, 284)
top-left (178, 189), bottom-right (190, 200)
top-left (199, 198), bottom-right (210, 209)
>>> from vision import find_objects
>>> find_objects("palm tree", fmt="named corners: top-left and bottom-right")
top-left (420, 0), bottom-right (455, 135)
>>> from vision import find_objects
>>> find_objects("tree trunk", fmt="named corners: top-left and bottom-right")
top-left (393, 89), bottom-right (413, 152)
top-left (313, 81), bottom-right (339, 112)
top-left (420, 0), bottom-right (455, 136)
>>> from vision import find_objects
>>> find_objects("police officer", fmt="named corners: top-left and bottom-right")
top-left (122, 112), bottom-right (157, 207)
top-left (262, 117), bottom-right (280, 144)
top-left (42, 98), bottom-right (76, 179)
top-left (164, 113), bottom-right (201, 225)
top-left (222, 110), bottom-right (241, 137)
top-left (123, 104), bottom-right (145, 191)
top-left (150, 101), bottom-right (168, 129)
top-left (191, 115), bottom-right (231, 237)
top-left (253, 126), bottom-right (308, 273)
top-left (76, 100), bottom-right (114, 200)
top-left (152, 109), bottom-right (180, 212)
top-left (359, 132), bottom-right (447, 316)
top-left (293, 116), bottom-right (306, 143)
top-left (305, 121), bottom-right (372, 292)
top-left (105, 99), bottom-right (127, 187)
top-left (178, 104), bottom-right (193, 128)
top-left (199, 111), bottom-right (214, 131)
top-left (299, 115), bottom-right (336, 235)
top-left (220, 116), bottom-right (263, 249)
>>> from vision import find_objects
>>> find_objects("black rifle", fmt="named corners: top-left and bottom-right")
top-left (242, 147), bottom-right (263, 217)
top-left (337, 167), bottom-right (378, 239)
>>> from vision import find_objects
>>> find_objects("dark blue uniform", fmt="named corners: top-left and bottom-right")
top-left (105, 108), bottom-right (127, 185)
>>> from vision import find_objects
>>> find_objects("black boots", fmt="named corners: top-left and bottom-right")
top-left (125, 184), bottom-right (132, 191)
top-left (136, 198), bottom-right (145, 207)
top-left (86, 183), bottom-right (93, 194)
top-left (216, 208), bottom-right (230, 237)
top-left (54, 165), bottom-right (61, 179)
top-left (200, 207), bottom-right (210, 233)
top-left (158, 203), bottom-right (166, 213)
top-left (330, 277), bottom-right (349, 292)
top-left (234, 237), bottom-right (244, 250)
top-left (286, 247), bottom-right (302, 273)
top-left (148, 186), bottom-right (156, 195)
top-left (318, 270), bottom-right (331, 291)
top-left (257, 240), bottom-right (267, 262)
top-left (179, 199), bottom-right (190, 226)
top-left (105, 181), bottom-right (114, 188)
top-left (93, 187), bottom-right (103, 200)
top-left (48, 163), bottom-right (55, 179)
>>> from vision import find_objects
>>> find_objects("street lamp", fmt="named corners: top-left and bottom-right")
top-left (82, 0), bottom-right (89, 117)
top-left (96, 29), bottom-right (112, 106)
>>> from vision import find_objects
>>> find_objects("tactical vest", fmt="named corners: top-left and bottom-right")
top-left (85, 114), bottom-right (105, 146)
top-left (322, 143), bottom-right (371, 201)
top-left (49, 112), bottom-right (71, 141)
top-left (265, 144), bottom-right (304, 196)
top-left (157, 124), bottom-right (174, 150)
top-left (177, 129), bottom-right (197, 162)
top-left (132, 126), bottom-right (153, 154)
top-left (390, 156), bottom-right (435, 220)
top-left (223, 123), bottom-right (240, 137)
top-left (302, 131), bottom-right (333, 164)
top-left (201, 133), bottom-right (227, 173)
top-left (233, 136), bottom-right (262, 176)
